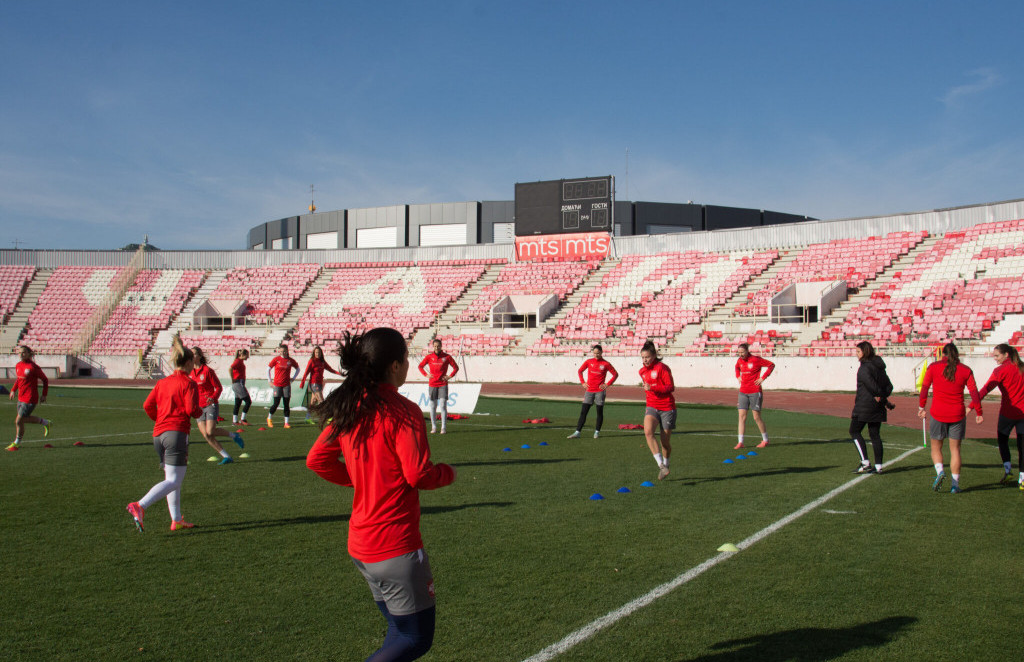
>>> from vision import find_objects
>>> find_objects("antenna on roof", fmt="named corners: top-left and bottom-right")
top-left (308, 184), bottom-right (316, 214)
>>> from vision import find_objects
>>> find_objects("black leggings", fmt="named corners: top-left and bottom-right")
top-left (233, 394), bottom-right (252, 417)
top-left (269, 396), bottom-right (290, 417)
top-left (996, 431), bottom-right (1024, 467)
top-left (576, 403), bottom-right (603, 432)
top-left (366, 602), bottom-right (435, 662)
top-left (850, 419), bottom-right (883, 466)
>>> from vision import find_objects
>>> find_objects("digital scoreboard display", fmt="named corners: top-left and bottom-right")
top-left (515, 176), bottom-right (614, 236)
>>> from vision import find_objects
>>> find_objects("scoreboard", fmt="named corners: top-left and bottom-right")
top-left (514, 176), bottom-right (614, 236)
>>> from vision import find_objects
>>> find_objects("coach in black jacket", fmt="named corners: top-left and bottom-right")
top-left (851, 341), bottom-right (894, 474)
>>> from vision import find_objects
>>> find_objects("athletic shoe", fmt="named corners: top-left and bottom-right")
top-left (217, 456), bottom-right (234, 465)
top-left (1019, 480), bottom-right (1024, 491)
top-left (733, 442), bottom-right (745, 450)
top-left (42, 421), bottom-right (50, 437)
top-left (283, 423), bottom-right (291, 429)
top-left (440, 428), bottom-right (447, 435)
top-left (567, 431), bottom-right (581, 439)
top-left (230, 432), bottom-right (245, 449)
top-left (658, 465), bottom-right (670, 481)
top-left (593, 431), bottom-right (600, 439)
top-left (932, 471), bottom-right (946, 491)
top-left (126, 502), bottom-right (145, 532)
top-left (430, 427), bottom-right (437, 434)
top-left (950, 481), bottom-right (961, 494)
top-left (756, 440), bottom-right (770, 448)
top-left (1000, 471), bottom-right (1015, 486)
top-left (307, 417), bottom-right (316, 425)
top-left (239, 420), bottom-right (250, 426)
top-left (5, 442), bottom-right (19, 451)
top-left (853, 463), bottom-right (872, 473)
top-left (170, 519), bottom-right (194, 531)
top-left (266, 416), bottom-right (273, 428)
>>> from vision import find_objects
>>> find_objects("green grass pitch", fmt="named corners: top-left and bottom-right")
top-left (1, 387), bottom-right (1021, 661)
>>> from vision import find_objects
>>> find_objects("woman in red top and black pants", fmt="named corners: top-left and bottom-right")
top-left (639, 340), bottom-right (676, 481)
top-left (127, 335), bottom-right (203, 532)
top-left (978, 343), bottom-right (1024, 487)
top-left (299, 345), bottom-right (340, 423)
top-left (307, 328), bottom-right (456, 661)
top-left (230, 348), bottom-right (252, 425)
top-left (918, 343), bottom-right (983, 493)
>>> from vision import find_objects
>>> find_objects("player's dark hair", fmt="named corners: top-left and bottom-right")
top-left (312, 328), bottom-right (408, 434)
top-left (737, 343), bottom-right (750, 352)
top-left (170, 334), bottom-right (194, 370)
top-left (942, 343), bottom-right (960, 382)
top-left (192, 346), bottom-right (208, 366)
top-left (312, 345), bottom-right (324, 361)
top-left (641, 340), bottom-right (659, 358)
top-left (235, 348), bottom-right (249, 360)
top-left (19, 345), bottom-right (34, 358)
top-left (592, 344), bottom-right (602, 352)
top-left (994, 343), bottom-right (1024, 373)
top-left (856, 341), bottom-right (875, 362)
top-left (279, 344), bottom-right (290, 357)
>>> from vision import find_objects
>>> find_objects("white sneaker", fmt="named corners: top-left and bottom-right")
top-left (430, 427), bottom-right (437, 434)
top-left (440, 427), bottom-right (447, 434)
top-left (567, 431), bottom-right (581, 439)
top-left (658, 465), bottom-right (670, 481)
top-left (593, 430), bottom-right (600, 438)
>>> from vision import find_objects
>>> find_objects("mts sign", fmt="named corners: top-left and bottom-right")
top-left (514, 232), bottom-right (612, 262)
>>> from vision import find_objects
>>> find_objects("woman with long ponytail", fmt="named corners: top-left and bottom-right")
top-left (127, 334), bottom-right (203, 532)
top-left (978, 343), bottom-right (1024, 488)
top-left (918, 342), bottom-right (984, 493)
top-left (306, 328), bottom-right (456, 661)
top-left (190, 346), bottom-right (244, 465)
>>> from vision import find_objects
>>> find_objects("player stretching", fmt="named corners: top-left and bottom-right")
top-left (639, 340), bottom-right (676, 480)
top-left (299, 345), bottom-right (340, 424)
top-left (568, 344), bottom-right (618, 439)
top-left (266, 345), bottom-right (300, 428)
top-left (190, 346), bottom-right (244, 465)
top-left (734, 343), bottom-right (774, 449)
top-left (418, 339), bottom-right (459, 434)
top-left (6, 345), bottom-right (50, 450)
top-left (978, 343), bottom-right (1024, 488)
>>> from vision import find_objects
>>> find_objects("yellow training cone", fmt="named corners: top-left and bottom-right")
top-left (717, 543), bottom-right (739, 552)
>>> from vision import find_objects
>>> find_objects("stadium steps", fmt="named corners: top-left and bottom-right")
top-left (986, 313), bottom-right (1024, 347)
top-left (272, 266), bottom-right (337, 348)
top-left (791, 235), bottom-right (941, 349)
top-left (428, 265), bottom-right (502, 334)
top-left (661, 323), bottom-right (705, 355)
top-left (153, 270), bottom-right (228, 353)
top-left (538, 258), bottom-right (621, 329)
top-left (0, 268), bottom-right (54, 353)
top-left (703, 250), bottom-right (802, 324)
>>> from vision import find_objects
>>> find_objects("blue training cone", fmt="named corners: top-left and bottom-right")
top-left (736, 455), bottom-right (747, 460)
top-left (746, 451), bottom-right (758, 457)
top-left (723, 458), bottom-right (735, 464)
top-left (539, 441), bottom-right (548, 446)
top-left (502, 448), bottom-right (511, 452)
top-left (589, 493), bottom-right (604, 500)
top-left (640, 481), bottom-right (655, 487)
top-left (521, 444), bottom-right (530, 449)
top-left (617, 487), bottom-right (631, 493)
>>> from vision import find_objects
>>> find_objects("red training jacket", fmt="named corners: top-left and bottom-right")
top-left (230, 358), bottom-right (246, 382)
top-left (979, 361), bottom-right (1024, 420)
top-left (735, 355), bottom-right (775, 394)
top-left (306, 383), bottom-right (456, 563)
top-left (578, 358), bottom-right (618, 392)
top-left (639, 360), bottom-right (675, 410)
top-left (919, 360), bottom-right (982, 423)
top-left (189, 364), bottom-right (223, 408)
top-left (13, 360), bottom-right (48, 405)
top-left (268, 356), bottom-right (299, 388)
top-left (418, 352), bottom-right (459, 388)
top-left (143, 371), bottom-right (202, 436)
top-left (300, 357), bottom-right (340, 388)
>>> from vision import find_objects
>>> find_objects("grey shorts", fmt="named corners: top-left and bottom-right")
top-left (231, 382), bottom-right (249, 400)
top-left (428, 385), bottom-right (449, 403)
top-left (16, 402), bottom-right (36, 418)
top-left (583, 390), bottom-right (607, 406)
top-left (352, 548), bottom-right (435, 616)
top-left (153, 430), bottom-right (189, 467)
top-left (997, 414), bottom-right (1024, 437)
top-left (645, 407), bottom-right (676, 431)
top-left (738, 392), bottom-right (763, 411)
top-left (929, 417), bottom-right (966, 441)
top-left (198, 402), bottom-right (219, 422)
top-left (273, 385), bottom-right (291, 400)
top-left (309, 382), bottom-right (323, 395)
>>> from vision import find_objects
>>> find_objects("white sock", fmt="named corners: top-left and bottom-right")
top-left (934, 463), bottom-right (944, 475)
top-left (875, 464), bottom-right (882, 472)
top-left (653, 452), bottom-right (664, 467)
top-left (952, 473), bottom-right (960, 482)
top-left (761, 433), bottom-right (769, 442)
top-left (241, 413), bottom-right (247, 421)
top-left (737, 435), bottom-right (744, 445)
top-left (219, 449), bottom-right (230, 459)
top-left (1018, 472), bottom-right (1024, 483)
top-left (663, 456), bottom-right (670, 467)
top-left (284, 416), bottom-right (289, 424)
top-left (1004, 461), bottom-right (1012, 473)
top-left (233, 416), bottom-right (238, 423)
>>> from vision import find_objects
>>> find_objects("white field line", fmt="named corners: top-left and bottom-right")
top-left (520, 445), bottom-right (924, 662)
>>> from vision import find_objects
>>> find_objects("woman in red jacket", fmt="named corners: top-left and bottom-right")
top-left (190, 346), bottom-right (244, 465)
top-left (918, 343), bottom-right (983, 493)
top-left (639, 340), bottom-right (675, 481)
top-left (307, 328), bottom-right (456, 661)
top-left (230, 348), bottom-right (252, 425)
top-left (978, 343), bottom-right (1024, 488)
top-left (6, 345), bottom-right (51, 451)
top-left (127, 335), bottom-right (203, 532)
top-left (299, 345), bottom-right (340, 423)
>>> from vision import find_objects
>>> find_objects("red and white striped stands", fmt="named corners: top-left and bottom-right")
top-left (21, 266), bottom-right (127, 353)
top-left (211, 264), bottom-right (321, 324)
top-left (804, 219), bottom-right (1024, 356)
top-left (291, 261), bottom-right (492, 346)
top-left (88, 270), bottom-right (205, 354)
top-left (683, 329), bottom-right (793, 356)
top-left (0, 265), bottom-right (36, 324)
top-left (736, 231), bottom-right (926, 317)
top-left (457, 260), bottom-right (598, 323)
top-left (428, 333), bottom-right (517, 357)
top-left (179, 331), bottom-right (261, 356)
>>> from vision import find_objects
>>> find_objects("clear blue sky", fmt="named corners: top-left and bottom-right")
top-left (2, 1), bottom-right (1021, 250)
